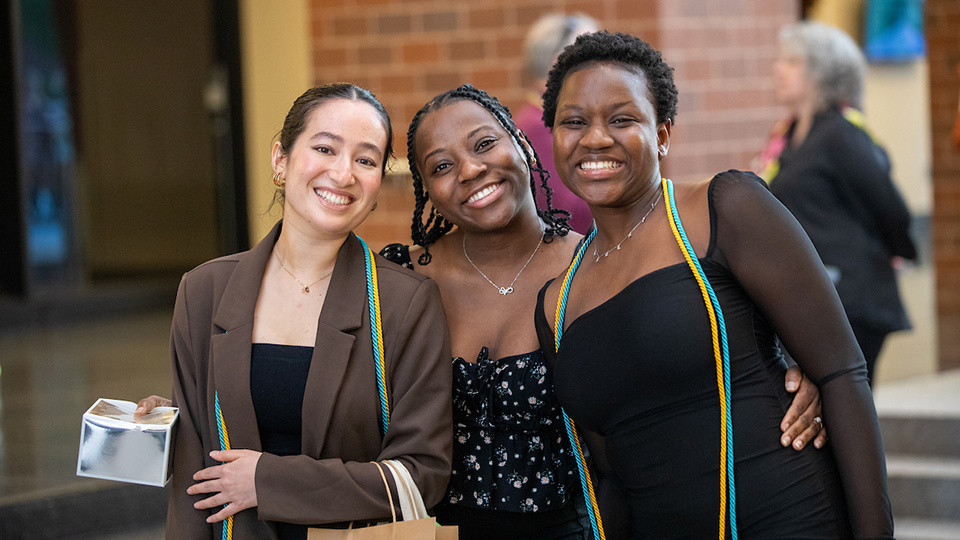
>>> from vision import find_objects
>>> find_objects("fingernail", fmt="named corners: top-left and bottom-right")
top-left (135, 407), bottom-right (144, 414)
top-left (814, 440), bottom-right (822, 448)
top-left (781, 436), bottom-right (790, 446)
top-left (794, 440), bottom-right (803, 449)
top-left (786, 381), bottom-right (797, 392)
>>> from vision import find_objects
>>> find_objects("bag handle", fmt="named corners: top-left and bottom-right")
top-left (372, 461), bottom-right (398, 524)
top-left (382, 459), bottom-right (429, 521)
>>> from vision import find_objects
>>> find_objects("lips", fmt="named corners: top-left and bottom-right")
top-left (315, 188), bottom-right (353, 206)
top-left (465, 182), bottom-right (502, 205)
top-left (579, 160), bottom-right (624, 171)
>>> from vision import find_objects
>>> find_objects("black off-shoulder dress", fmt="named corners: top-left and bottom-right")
top-left (534, 172), bottom-right (893, 540)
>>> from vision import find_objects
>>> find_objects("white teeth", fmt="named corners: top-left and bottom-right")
top-left (467, 183), bottom-right (500, 204)
top-left (580, 161), bottom-right (623, 171)
top-left (315, 189), bottom-right (351, 206)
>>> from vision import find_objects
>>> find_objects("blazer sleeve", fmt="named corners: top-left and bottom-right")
top-left (711, 172), bottom-right (893, 539)
top-left (166, 276), bottom-right (216, 539)
top-left (253, 277), bottom-right (453, 525)
top-left (826, 120), bottom-right (916, 260)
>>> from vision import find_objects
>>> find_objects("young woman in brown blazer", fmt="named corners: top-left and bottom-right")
top-left (162, 84), bottom-right (453, 539)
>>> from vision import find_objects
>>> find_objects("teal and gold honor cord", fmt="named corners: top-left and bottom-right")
top-left (213, 235), bottom-right (388, 540)
top-left (553, 178), bottom-right (737, 539)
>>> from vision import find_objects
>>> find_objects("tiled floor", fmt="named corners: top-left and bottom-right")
top-left (0, 309), bottom-right (172, 501)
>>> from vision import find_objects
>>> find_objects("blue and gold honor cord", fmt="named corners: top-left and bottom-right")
top-left (553, 179), bottom-right (737, 539)
top-left (214, 392), bottom-right (234, 540)
top-left (554, 227), bottom-right (604, 540)
top-left (358, 236), bottom-right (389, 434)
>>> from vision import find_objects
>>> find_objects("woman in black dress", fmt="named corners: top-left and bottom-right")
top-left (534, 32), bottom-right (893, 539)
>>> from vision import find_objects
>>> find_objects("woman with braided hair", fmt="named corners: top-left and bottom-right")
top-left (382, 84), bottom-right (827, 539)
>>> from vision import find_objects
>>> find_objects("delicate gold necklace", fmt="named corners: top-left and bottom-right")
top-left (463, 226), bottom-right (544, 296)
top-left (594, 188), bottom-right (662, 262)
top-left (273, 251), bottom-right (334, 293)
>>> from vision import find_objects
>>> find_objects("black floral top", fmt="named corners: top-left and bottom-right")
top-left (447, 347), bottom-right (575, 512)
top-left (379, 244), bottom-right (576, 514)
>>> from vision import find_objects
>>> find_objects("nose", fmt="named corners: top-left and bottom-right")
top-left (331, 155), bottom-right (356, 186)
top-left (459, 157), bottom-right (487, 183)
top-left (581, 122), bottom-right (614, 150)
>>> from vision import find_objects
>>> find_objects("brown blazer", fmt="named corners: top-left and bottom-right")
top-left (166, 222), bottom-right (453, 539)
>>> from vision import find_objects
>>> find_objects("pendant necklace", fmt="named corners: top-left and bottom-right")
top-left (463, 226), bottom-right (544, 296)
top-left (273, 251), bottom-right (334, 293)
top-left (594, 187), bottom-right (662, 263)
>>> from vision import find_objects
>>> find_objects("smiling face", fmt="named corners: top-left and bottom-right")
top-left (272, 98), bottom-right (388, 240)
top-left (414, 99), bottom-right (536, 233)
top-left (552, 62), bottom-right (670, 210)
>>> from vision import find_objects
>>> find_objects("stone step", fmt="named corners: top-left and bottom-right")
top-left (895, 518), bottom-right (960, 540)
top-left (880, 415), bottom-right (960, 457)
top-left (887, 455), bottom-right (960, 521)
top-left (0, 480), bottom-right (167, 539)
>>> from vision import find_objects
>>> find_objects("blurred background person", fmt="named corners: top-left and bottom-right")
top-left (757, 21), bottom-right (917, 386)
top-left (516, 13), bottom-right (599, 234)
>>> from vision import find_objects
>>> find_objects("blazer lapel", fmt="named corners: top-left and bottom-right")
top-left (301, 233), bottom-right (367, 456)
top-left (209, 221), bottom-right (283, 452)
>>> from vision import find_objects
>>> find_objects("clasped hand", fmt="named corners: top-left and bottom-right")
top-left (187, 449), bottom-right (262, 523)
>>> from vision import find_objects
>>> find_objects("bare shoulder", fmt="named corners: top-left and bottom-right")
top-left (669, 176), bottom-right (712, 216)
top-left (410, 230), bottom-right (462, 280)
top-left (541, 231), bottom-right (583, 269)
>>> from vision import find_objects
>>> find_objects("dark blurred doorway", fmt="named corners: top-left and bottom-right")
top-left (1, 0), bottom-right (247, 323)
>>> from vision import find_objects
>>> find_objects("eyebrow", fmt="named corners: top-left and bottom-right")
top-left (558, 101), bottom-right (635, 113)
top-left (311, 131), bottom-right (384, 156)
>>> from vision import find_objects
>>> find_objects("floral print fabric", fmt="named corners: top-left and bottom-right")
top-left (445, 347), bottom-right (574, 512)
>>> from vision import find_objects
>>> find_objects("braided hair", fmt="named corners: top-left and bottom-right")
top-left (407, 84), bottom-right (571, 265)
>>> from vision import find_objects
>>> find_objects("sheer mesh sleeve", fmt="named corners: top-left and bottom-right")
top-left (709, 170), bottom-right (893, 539)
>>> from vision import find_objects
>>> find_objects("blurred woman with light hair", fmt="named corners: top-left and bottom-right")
top-left (756, 20), bottom-right (917, 386)
top-left (516, 13), bottom-right (600, 234)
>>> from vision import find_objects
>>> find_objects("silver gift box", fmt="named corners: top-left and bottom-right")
top-left (77, 398), bottom-right (178, 487)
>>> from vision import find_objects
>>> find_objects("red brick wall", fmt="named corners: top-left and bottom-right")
top-left (927, 0), bottom-right (960, 370)
top-left (658, 0), bottom-right (795, 182)
top-left (309, 0), bottom-right (794, 248)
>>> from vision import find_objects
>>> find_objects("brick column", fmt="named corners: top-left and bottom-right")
top-left (927, 0), bottom-right (960, 370)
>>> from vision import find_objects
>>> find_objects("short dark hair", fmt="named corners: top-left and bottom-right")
top-left (541, 31), bottom-right (679, 128)
top-left (278, 83), bottom-right (394, 175)
top-left (406, 84), bottom-right (570, 265)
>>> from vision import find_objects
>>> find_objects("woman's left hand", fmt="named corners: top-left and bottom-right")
top-left (188, 449), bottom-right (262, 523)
top-left (779, 366), bottom-right (828, 450)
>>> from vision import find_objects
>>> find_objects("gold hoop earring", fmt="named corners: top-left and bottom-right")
top-left (273, 172), bottom-right (285, 187)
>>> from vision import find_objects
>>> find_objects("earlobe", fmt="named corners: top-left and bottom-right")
top-left (516, 128), bottom-right (538, 167)
top-left (658, 121), bottom-right (672, 160)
